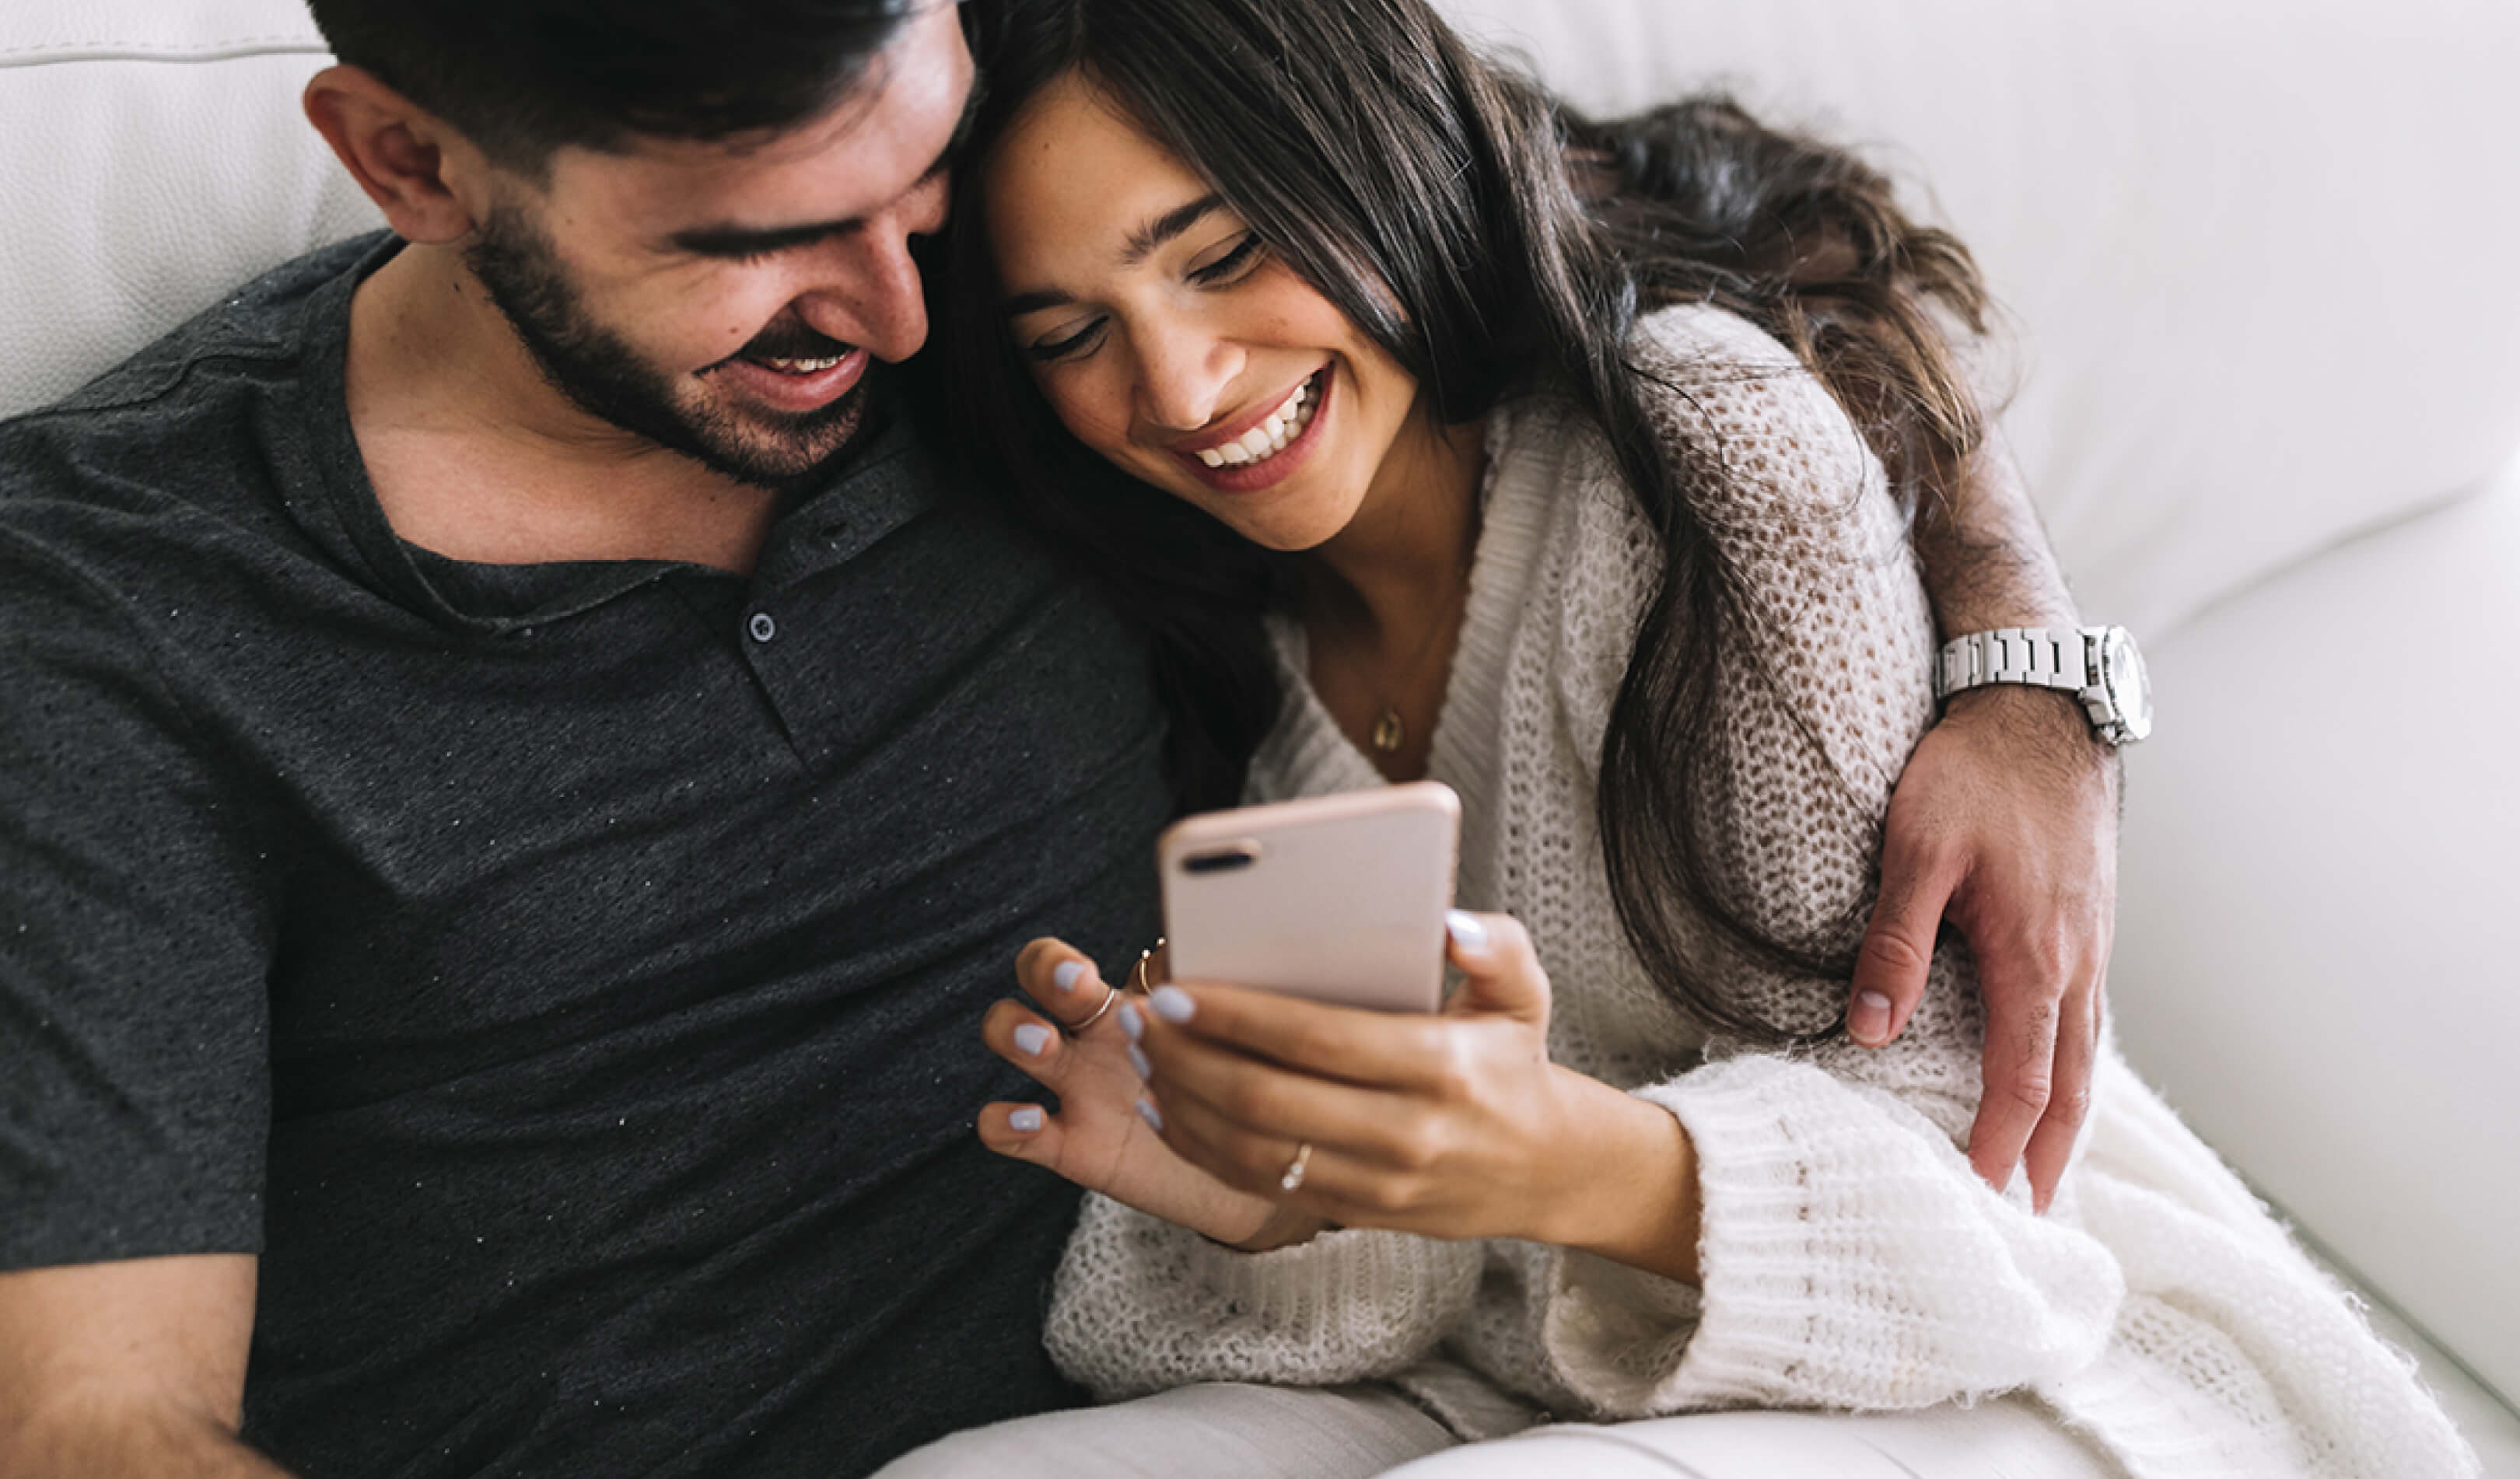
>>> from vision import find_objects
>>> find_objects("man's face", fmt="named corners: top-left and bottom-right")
top-left (462, 5), bottom-right (972, 492)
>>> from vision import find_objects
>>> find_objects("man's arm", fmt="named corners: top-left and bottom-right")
top-left (1857, 432), bottom-right (2122, 1213)
top-left (0, 1255), bottom-right (293, 1478)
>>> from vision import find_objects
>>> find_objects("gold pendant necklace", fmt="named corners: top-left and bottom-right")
top-left (1363, 569), bottom-right (1472, 758)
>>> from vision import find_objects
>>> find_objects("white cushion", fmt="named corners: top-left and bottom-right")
top-left (1437, 0), bottom-right (2520, 638)
top-left (2111, 456), bottom-right (2520, 1403)
top-left (0, 0), bottom-right (380, 418)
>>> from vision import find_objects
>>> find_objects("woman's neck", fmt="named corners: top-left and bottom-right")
top-left (1297, 412), bottom-right (1489, 642)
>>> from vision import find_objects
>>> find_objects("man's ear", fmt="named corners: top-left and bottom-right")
top-left (303, 65), bottom-right (496, 246)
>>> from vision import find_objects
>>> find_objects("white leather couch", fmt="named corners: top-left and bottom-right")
top-left (6, 0), bottom-right (2516, 1470)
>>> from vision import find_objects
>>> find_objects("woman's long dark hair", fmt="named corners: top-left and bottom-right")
top-left (940, 0), bottom-right (1990, 1045)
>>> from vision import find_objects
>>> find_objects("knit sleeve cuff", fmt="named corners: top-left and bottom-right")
top-left (1536, 1058), bottom-right (2120, 1417)
top-left (1045, 1194), bottom-right (1485, 1400)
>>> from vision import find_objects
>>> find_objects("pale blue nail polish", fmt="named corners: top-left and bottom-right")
top-left (1135, 1096), bottom-right (1165, 1132)
top-left (1052, 960), bottom-right (1086, 993)
top-left (1118, 1002), bottom-right (1145, 1041)
top-left (1127, 1044), bottom-right (1153, 1080)
top-left (1009, 1107), bottom-right (1045, 1133)
top-left (1445, 910), bottom-right (1489, 953)
top-left (1150, 985), bottom-right (1195, 1024)
top-left (1013, 1023), bottom-right (1054, 1058)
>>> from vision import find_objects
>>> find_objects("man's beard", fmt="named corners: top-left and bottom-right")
top-left (464, 203), bottom-right (870, 496)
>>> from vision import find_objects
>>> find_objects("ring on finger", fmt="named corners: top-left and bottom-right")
top-left (1279, 1141), bottom-right (1314, 1194)
top-left (1132, 937), bottom-right (1167, 995)
top-left (1068, 981), bottom-right (1123, 1034)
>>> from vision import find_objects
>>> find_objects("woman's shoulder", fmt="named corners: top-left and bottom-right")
top-left (1629, 301), bottom-right (1804, 378)
top-left (1619, 302), bottom-right (1887, 531)
top-left (1627, 304), bottom-right (1856, 446)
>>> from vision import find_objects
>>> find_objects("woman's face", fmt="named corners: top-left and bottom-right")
top-left (982, 71), bottom-right (1429, 553)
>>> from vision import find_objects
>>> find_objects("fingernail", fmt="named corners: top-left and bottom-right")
top-left (1445, 910), bottom-right (1489, 953)
top-left (1009, 1107), bottom-right (1045, 1133)
top-left (1052, 960), bottom-right (1086, 993)
top-left (1126, 1043), bottom-right (1153, 1080)
top-left (1850, 991), bottom-right (1893, 1045)
top-left (1149, 985), bottom-right (1195, 1024)
top-left (1013, 1023), bottom-right (1055, 1058)
top-left (1117, 1002), bottom-right (1145, 1041)
top-left (1135, 1096), bottom-right (1164, 1132)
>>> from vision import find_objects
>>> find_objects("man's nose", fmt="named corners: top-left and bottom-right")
top-left (804, 199), bottom-right (939, 365)
top-left (1135, 318), bottom-right (1241, 434)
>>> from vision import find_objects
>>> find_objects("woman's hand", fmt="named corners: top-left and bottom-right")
top-left (977, 939), bottom-right (1285, 1248)
top-left (1126, 911), bottom-right (1703, 1281)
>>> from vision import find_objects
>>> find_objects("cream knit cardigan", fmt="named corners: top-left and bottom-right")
top-left (1044, 306), bottom-right (2477, 1479)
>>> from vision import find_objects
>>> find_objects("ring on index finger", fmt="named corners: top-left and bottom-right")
top-left (1132, 937), bottom-right (1167, 995)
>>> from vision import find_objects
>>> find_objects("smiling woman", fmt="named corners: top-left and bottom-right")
top-left (985, 71), bottom-right (1470, 560)
top-left (892, 0), bottom-right (2486, 1474)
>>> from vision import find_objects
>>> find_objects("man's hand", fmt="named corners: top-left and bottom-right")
top-left (1851, 684), bottom-right (2120, 1213)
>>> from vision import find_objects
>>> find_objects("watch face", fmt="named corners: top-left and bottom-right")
top-left (2102, 627), bottom-right (2152, 742)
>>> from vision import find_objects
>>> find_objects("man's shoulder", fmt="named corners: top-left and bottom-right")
top-left (0, 233), bottom-right (383, 549)
top-left (4, 232), bottom-right (383, 441)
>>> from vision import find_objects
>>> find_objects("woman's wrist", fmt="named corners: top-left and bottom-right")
top-left (1533, 1067), bottom-right (1704, 1285)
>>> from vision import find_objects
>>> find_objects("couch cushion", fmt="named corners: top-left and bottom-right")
top-left (0, 0), bottom-right (380, 418)
top-left (1437, 0), bottom-right (2520, 639)
top-left (2111, 456), bottom-right (2520, 1406)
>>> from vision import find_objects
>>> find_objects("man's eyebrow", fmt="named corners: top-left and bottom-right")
top-left (667, 73), bottom-right (987, 260)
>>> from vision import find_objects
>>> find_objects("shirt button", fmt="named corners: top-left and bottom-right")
top-left (747, 611), bottom-right (778, 644)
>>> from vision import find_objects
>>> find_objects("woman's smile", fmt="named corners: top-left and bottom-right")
top-left (1165, 365), bottom-right (1333, 492)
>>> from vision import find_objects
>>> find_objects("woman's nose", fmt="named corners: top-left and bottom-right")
top-left (1133, 320), bottom-right (1241, 433)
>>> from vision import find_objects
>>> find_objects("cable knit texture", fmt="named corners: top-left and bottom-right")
top-left (1043, 306), bottom-right (2478, 1479)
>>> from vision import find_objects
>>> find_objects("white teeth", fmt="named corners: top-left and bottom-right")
top-left (1189, 371), bottom-right (1325, 472)
top-left (761, 355), bottom-right (843, 374)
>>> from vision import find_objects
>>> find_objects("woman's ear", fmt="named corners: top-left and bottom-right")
top-left (301, 65), bottom-right (494, 247)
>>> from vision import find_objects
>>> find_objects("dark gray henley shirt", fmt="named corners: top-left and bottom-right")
top-left (0, 235), bottom-right (1172, 1478)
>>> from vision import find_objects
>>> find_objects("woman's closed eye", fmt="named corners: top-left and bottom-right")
top-left (1028, 317), bottom-right (1109, 362)
top-left (1022, 233), bottom-right (1273, 364)
top-left (1187, 233), bottom-right (1268, 286)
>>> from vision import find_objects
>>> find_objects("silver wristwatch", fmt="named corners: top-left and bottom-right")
top-left (1933, 625), bottom-right (2154, 746)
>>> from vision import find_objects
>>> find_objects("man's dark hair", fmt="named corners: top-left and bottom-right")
top-left (306, 0), bottom-right (932, 171)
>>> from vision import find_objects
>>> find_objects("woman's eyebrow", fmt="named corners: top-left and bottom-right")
top-left (1001, 193), bottom-right (1230, 319)
top-left (1121, 193), bottom-right (1224, 267)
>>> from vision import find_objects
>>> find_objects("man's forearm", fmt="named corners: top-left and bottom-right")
top-left (4, 1407), bottom-right (294, 1479)
top-left (1913, 432), bottom-right (2081, 637)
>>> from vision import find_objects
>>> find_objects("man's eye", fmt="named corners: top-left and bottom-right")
top-left (1188, 235), bottom-right (1267, 286)
top-left (1027, 319), bottom-right (1108, 362)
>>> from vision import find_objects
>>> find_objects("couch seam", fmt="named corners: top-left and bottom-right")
top-left (0, 37), bottom-right (330, 69)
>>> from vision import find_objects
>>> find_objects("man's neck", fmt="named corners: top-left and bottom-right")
top-left (342, 243), bottom-right (787, 576)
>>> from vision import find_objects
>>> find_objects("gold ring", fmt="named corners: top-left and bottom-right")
top-left (1132, 937), bottom-right (1167, 995)
top-left (1279, 1141), bottom-right (1314, 1194)
top-left (1068, 982), bottom-right (1122, 1034)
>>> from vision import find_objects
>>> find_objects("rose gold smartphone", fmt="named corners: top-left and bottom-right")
top-left (1157, 781), bottom-right (1460, 1013)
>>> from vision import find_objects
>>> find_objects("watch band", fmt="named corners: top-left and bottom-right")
top-left (1933, 627), bottom-right (2091, 701)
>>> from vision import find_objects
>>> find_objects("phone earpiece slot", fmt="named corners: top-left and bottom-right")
top-left (1180, 843), bottom-right (1264, 876)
